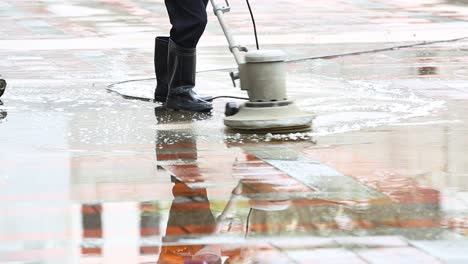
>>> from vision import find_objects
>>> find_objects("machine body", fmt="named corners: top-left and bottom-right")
top-left (210, 0), bottom-right (314, 132)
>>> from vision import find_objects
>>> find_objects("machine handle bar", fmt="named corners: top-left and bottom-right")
top-left (210, 0), bottom-right (246, 65)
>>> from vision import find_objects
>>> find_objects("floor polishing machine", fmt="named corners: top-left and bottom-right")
top-left (211, 0), bottom-right (315, 132)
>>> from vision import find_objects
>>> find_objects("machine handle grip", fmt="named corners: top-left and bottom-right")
top-left (229, 71), bottom-right (239, 87)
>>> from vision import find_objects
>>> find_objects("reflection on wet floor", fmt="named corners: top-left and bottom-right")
top-left (81, 204), bottom-right (103, 255)
top-left (3, 50), bottom-right (468, 262)
top-left (67, 121), bottom-right (464, 262)
top-left (419, 66), bottom-right (438, 76)
top-left (0, 100), bottom-right (7, 121)
top-left (154, 106), bottom-right (213, 125)
top-left (1, 0), bottom-right (468, 262)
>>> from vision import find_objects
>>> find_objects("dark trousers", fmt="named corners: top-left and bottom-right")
top-left (165, 0), bottom-right (209, 48)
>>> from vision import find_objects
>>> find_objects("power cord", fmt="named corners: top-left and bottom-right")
top-left (106, 83), bottom-right (249, 102)
top-left (246, 0), bottom-right (260, 50)
top-left (208, 95), bottom-right (249, 101)
top-left (287, 36), bottom-right (468, 63)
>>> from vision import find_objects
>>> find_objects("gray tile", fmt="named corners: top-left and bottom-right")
top-left (410, 240), bottom-right (468, 264)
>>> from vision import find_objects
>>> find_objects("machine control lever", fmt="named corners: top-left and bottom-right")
top-left (229, 71), bottom-right (240, 87)
top-left (214, 0), bottom-right (231, 13)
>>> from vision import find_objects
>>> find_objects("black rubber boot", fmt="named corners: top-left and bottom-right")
top-left (154, 37), bottom-right (212, 103)
top-left (154, 36), bottom-right (170, 103)
top-left (166, 39), bottom-right (212, 112)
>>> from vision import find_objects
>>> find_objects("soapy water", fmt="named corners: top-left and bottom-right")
top-left (292, 76), bottom-right (446, 136)
top-left (2, 72), bottom-right (445, 146)
top-left (109, 72), bottom-right (446, 143)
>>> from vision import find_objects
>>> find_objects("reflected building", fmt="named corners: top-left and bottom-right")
top-left (68, 105), bottom-right (170, 263)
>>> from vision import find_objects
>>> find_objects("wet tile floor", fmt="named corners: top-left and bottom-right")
top-left (1, 0), bottom-right (468, 263)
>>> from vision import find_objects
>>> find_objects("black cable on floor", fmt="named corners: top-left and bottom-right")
top-left (106, 86), bottom-right (249, 102)
top-left (208, 95), bottom-right (249, 101)
top-left (245, 208), bottom-right (253, 238)
top-left (287, 36), bottom-right (468, 63)
top-left (107, 77), bottom-right (155, 87)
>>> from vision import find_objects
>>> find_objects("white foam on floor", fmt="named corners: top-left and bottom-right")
top-left (291, 76), bottom-right (446, 136)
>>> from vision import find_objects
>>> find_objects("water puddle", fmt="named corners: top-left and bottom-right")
top-left (109, 72), bottom-right (446, 143)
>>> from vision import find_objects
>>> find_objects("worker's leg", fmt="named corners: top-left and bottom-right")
top-left (165, 0), bottom-right (209, 48)
top-left (163, 0), bottom-right (212, 112)
top-left (154, 37), bottom-right (170, 102)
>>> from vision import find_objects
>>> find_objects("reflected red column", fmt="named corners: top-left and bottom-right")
top-left (140, 202), bottom-right (161, 255)
top-left (81, 204), bottom-right (103, 256)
